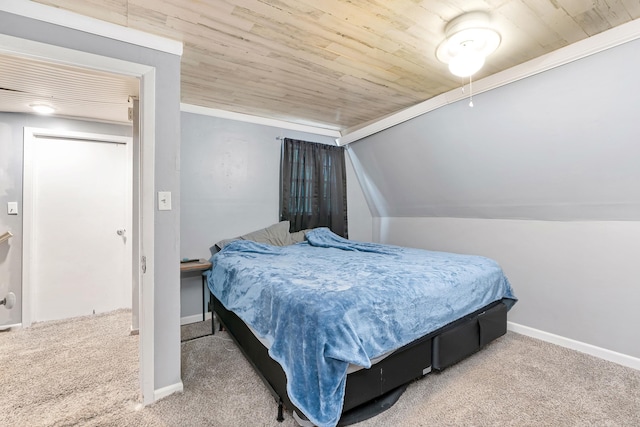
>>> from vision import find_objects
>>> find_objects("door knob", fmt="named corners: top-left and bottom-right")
top-left (117, 229), bottom-right (126, 236)
top-left (0, 292), bottom-right (16, 309)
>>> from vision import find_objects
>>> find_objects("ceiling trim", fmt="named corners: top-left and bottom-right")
top-left (180, 103), bottom-right (342, 138)
top-left (337, 16), bottom-right (640, 146)
top-left (0, 0), bottom-right (183, 56)
top-left (0, 32), bottom-right (151, 78)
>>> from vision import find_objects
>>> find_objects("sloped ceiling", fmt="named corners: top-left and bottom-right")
top-left (2, 2), bottom-right (638, 221)
top-left (30, 0), bottom-right (640, 132)
top-left (349, 37), bottom-right (640, 220)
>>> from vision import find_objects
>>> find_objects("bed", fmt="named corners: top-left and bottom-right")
top-left (206, 224), bottom-right (517, 427)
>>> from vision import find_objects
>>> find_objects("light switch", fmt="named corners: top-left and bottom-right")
top-left (158, 191), bottom-right (172, 211)
top-left (7, 202), bottom-right (18, 215)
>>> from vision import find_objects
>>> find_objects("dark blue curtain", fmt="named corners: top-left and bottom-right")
top-left (280, 138), bottom-right (348, 238)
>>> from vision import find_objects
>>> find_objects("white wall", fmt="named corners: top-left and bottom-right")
top-left (379, 217), bottom-right (640, 359)
top-left (180, 111), bottom-right (373, 319)
top-left (0, 113), bottom-right (132, 327)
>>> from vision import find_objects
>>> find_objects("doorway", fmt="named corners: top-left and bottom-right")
top-left (0, 32), bottom-right (157, 404)
top-left (23, 128), bottom-right (132, 323)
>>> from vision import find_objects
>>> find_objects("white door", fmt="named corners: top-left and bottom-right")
top-left (24, 128), bottom-right (132, 323)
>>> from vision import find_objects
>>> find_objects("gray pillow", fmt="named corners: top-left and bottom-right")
top-left (214, 237), bottom-right (241, 250)
top-left (214, 221), bottom-right (295, 251)
top-left (290, 228), bottom-right (312, 243)
top-left (241, 221), bottom-right (293, 246)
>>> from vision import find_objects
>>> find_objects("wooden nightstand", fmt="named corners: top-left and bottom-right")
top-left (180, 259), bottom-right (212, 322)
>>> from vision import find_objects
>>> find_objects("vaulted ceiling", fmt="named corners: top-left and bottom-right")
top-left (20, 0), bottom-right (640, 131)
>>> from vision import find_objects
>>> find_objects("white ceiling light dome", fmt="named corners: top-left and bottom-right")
top-left (447, 49), bottom-right (486, 78)
top-left (436, 11), bottom-right (501, 78)
top-left (30, 104), bottom-right (56, 115)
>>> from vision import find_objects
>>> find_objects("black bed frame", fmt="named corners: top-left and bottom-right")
top-left (211, 293), bottom-right (508, 425)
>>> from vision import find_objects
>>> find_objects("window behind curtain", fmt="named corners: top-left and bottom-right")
top-left (280, 138), bottom-right (348, 238)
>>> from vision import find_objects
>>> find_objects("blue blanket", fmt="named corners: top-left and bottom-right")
top-left (207, 228), bottom-right (516, 427)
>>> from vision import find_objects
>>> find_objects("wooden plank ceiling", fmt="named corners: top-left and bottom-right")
top-left (30, 0), bottom-right (640, 131)
top-left (0, 53), bottom-right (138, 123)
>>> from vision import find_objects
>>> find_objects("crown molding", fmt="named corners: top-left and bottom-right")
top-left (0, 0), bottom-right (183, 56)
top-left (180, 103), bottom-right (342, 138)
top-left (337, 17), bottom-right (640, 146)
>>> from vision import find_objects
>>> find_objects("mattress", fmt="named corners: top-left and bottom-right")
top-left (207, 228), bottom-right (517, 427)
top-left (246, 323), bottom-right (393, 375)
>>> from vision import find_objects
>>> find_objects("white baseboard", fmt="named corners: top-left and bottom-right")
top-left (154, 381), bottom-right (184, 402)
top-left (180, 312), bottom-right (212, 326)
top-left (507, 321), bottom-right (640, 371)
top-left (0, 322), bottom-right (22, 331)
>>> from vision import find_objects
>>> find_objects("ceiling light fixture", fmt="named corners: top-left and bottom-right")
top-left (436, 11), bottom-right (501, 78)
top-left (30, 104), bottom-right (56, 115)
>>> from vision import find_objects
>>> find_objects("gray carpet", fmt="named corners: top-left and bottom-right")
top-left (0, 309), bottom-right (140, 426)
top-left (1, 310), bottom-right (639, 426)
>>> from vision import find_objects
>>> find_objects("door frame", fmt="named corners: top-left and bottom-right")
top-left (22, 127), bottom-right (133, 324)
top-left (0, 33), bottom-right (157, 405)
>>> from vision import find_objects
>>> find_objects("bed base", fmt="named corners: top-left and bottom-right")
top-left (211, 293), bottom-right (508, 425)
